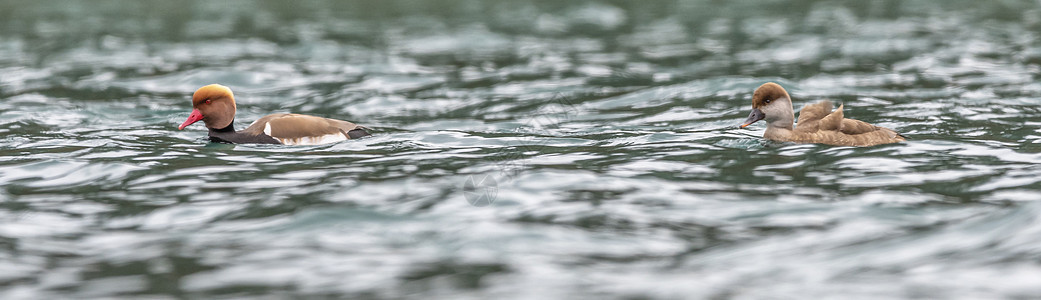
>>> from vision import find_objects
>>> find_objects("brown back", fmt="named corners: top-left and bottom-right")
top-left (794, 100), bottom-right (833, 133)
top-left (241, 114), bottom-right (361, 139)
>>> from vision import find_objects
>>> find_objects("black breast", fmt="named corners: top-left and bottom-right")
top-left (207, 123), bottom-right (280, 144)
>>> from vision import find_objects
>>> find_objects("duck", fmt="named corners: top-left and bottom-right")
top-left (739, 82), bottom-right (905, 147)
top-left (177, 84), bottom-right (370, 145)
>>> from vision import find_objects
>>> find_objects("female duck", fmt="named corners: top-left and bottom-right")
top-left (740, 82), bottom-right (905, 147)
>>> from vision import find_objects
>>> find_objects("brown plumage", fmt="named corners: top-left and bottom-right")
top-left (739, 82), bottom-right (905, 147)
top-left (178, 84), bottom-right (369, 145)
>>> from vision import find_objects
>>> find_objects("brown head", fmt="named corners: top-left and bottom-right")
top-left (740, 82), bottom-right (794, 129)
top-left (178, 84), bottom-right (237, 130)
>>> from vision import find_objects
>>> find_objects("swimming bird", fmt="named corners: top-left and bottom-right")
top-left (739, 82), bottom-right (905, 147)
top-left (178, 84), bottom-right (370, 145)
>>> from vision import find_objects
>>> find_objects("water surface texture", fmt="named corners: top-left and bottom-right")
top-left (3, 0), bottom-right (1041, 298)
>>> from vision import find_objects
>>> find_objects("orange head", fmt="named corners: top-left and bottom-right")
top-left (179, 84), bottom-right (237, 130)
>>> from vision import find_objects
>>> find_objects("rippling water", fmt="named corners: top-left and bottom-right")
top-left (4, 0), bottom-right (1041, 298)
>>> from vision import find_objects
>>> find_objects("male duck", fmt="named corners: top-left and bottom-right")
top-left (178, 84), bottom-right (370, 145)
top-left (740, 82), bottom-right (905, 147)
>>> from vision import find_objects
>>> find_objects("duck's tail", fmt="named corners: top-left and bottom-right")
top-left (346, 127), bottom-right (372, 139)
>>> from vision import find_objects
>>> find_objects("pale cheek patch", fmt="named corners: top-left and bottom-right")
top-left (276, 133), bottom-right (348, 145)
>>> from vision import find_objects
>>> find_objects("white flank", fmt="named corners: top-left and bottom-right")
top-left (263, 122), bottom-right (272, 136)
top-left (277, 133), bottom-right (348, 145)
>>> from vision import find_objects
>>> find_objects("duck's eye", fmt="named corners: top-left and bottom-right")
top-left (765, 98), bottom-right (771, 103)
top-left (205, 100), bottom-right (211, 104)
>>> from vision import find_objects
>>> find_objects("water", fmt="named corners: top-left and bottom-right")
top-left (3, 0), bottom-right (1041, 298)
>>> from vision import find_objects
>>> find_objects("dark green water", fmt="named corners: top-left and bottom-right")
top-left (3, 0), bottom-right (1041, 298)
